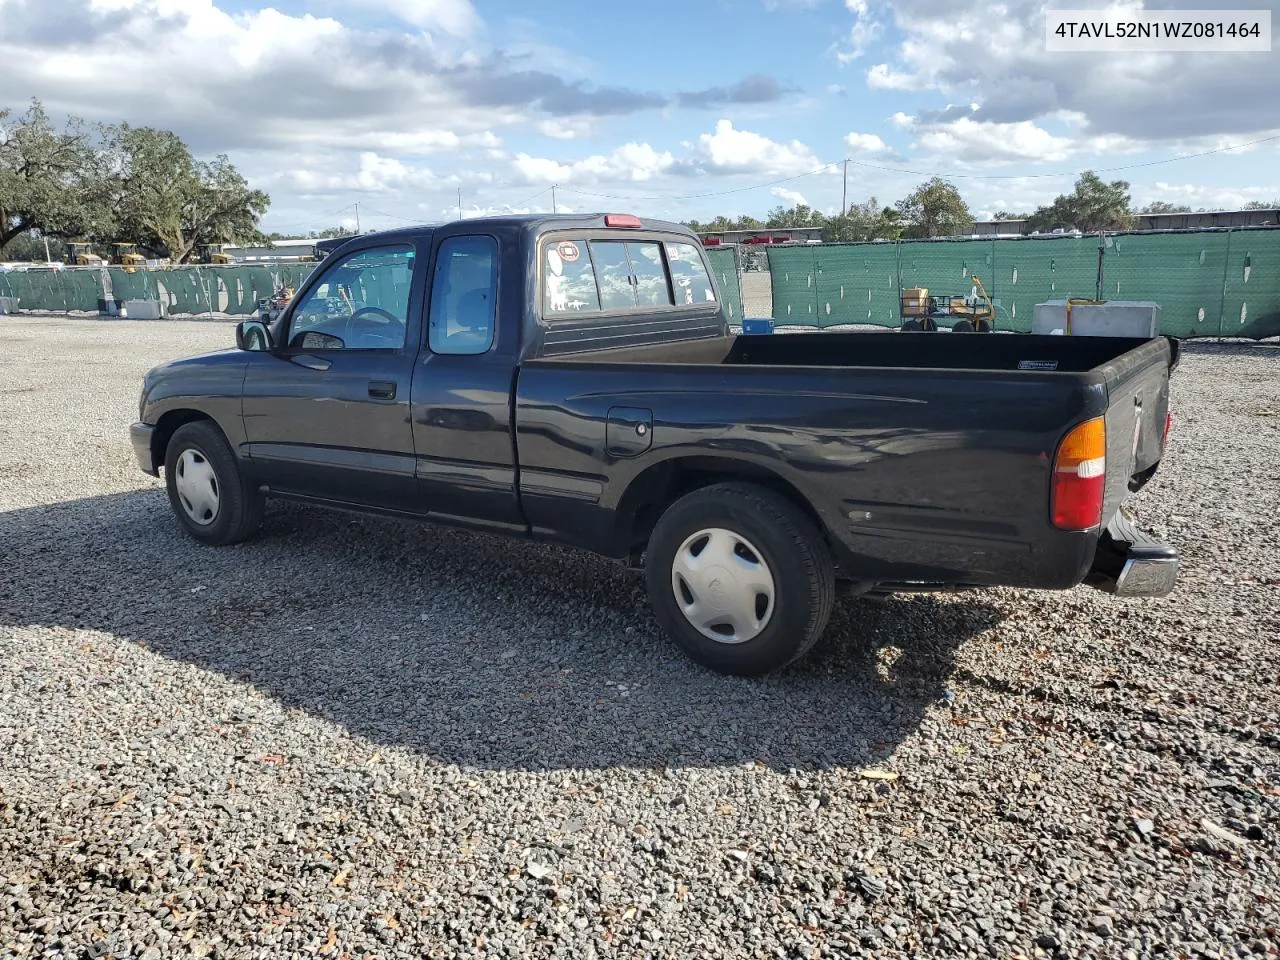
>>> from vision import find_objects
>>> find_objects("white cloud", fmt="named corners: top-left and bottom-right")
top-left (688, 119), bottom-right (826, 177)
top-left (453, 202), bottom-right (573, 219)
top-left (845, 0), bottom-right (1280, 145)
top-left (538, 118), bottom-right (593, 140)
top-left (909, 116), bottom-right (1145, 166)
top-left (844, 132), bottom-right (888, 153)
top-left (771, 187), bottom-right (808, 207)
top-left (1140, 182), bottom-right (1280, 211)
top-left (340, 0), bottom-right (479, 35)
top-left (836, 0), bottom-right (881, 62)
top-left (284, 151), bottom-right (443, 192)
top-left (866, 63), bottom-right (922, 91)
top-left (507, 120), bottom-right (829, 192)
top-left (889, 111), bottom-right (915, 129)
top-left (513, 142), bottom-right (677, 184)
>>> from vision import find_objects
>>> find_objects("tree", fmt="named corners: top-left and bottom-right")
top-left (106, 124), bottom-right (269, 263)
top-left (894, 178), bottom-right (974, 238)
top-left (991, 210), bottom-right (1030, 220)
top-left (266, 226), bottom-right (353, 242)
top-left (1139, 201), bottom-right (1191, 214)
top-left (765, 204), bottom-right (826, 229)
top-left (1027, 171), bottom-right (1133, 233)
top-left (0, 232), bottom-right (66, 262)
top-left (0, 98), bottom-right (111, 253)
top-left (823, 197), bottom-right (902, 242)
top-left (1243, 200), bottom-right (1280, 210)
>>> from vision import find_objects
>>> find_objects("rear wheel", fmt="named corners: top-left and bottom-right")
top-left (645, 482), bottom-right (836, 676)
top-left (164, 421), bottom-right (264, 546)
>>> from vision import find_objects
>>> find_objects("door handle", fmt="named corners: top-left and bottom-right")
top-left (292, 354), bottom-right (331, 371)
top-left (368, 380), bottom-right (397, 400)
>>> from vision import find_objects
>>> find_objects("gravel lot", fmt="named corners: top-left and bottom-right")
top-left (1, 317), bottom-right (1278, 960)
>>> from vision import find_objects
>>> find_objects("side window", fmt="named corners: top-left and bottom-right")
top-left (665, 241), bottom-right (717, 306)
top-left (589, 240), bottom-right (635, 311)
top-left (543, 239), bottom-right (600, 314)
top-left (287, 245), bottom-right (415, 350)
top-left (428, 235), bottom-right (498, 355)
top-left (628, 242), bottom-right (673, 307)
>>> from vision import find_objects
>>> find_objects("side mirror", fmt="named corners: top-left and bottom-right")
top-left (236, 319), bottom-right (273, 351)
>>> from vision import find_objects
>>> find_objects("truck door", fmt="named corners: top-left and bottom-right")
top-left (409, 233), bottom-right (525, 533)
top-left (240, 240), bottom-right (423, 510)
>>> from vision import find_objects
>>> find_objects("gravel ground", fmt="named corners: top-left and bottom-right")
top-left (1, 317), bottom-right (1278, 960)
top-left (740, 271), bottom-right (772, 319)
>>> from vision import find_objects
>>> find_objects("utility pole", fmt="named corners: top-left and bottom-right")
top-left (457, 188), bottom-right (463, 220)
top-left (43, 236), bottom-right (51, 264)
top-left (354, 202), bottom-right (361, 234)
top-left (552, 185), bottom-right (557, 214)
top-left (842, 159), bottom-right (849, 216)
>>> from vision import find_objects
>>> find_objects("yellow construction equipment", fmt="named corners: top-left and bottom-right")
top-left (112, 243), bottom-right (146, 272)
top-left (199, 243), bottom-right (232, 265)
top-left (66, 242), bottom-right (104, 267)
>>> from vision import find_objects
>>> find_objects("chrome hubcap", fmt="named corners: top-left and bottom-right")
top-left (174, 448), bottom-right (219, 525)
top-left (671, 527), bottom-right (775, 644)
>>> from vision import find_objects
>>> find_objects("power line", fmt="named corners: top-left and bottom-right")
top-left (504, 185), bottom-right (552, 209)
top-left (358, 205), bottom-right (433, 225)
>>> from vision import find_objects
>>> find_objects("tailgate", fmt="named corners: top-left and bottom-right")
top-left (1096, 336), bottom-right (1175, 525)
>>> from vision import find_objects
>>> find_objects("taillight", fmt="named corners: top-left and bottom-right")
top-left (1051, 416), bottom-right (1106, 531)
top-left (1162, 411), bottom-right (1173, 446)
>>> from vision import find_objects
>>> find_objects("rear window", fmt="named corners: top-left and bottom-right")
top-left (542, 234), bottom-right (712, 317)
top-left (588, 241), bottom-right (635, 311)
top-left (543, 239), bottom-right (600, 313)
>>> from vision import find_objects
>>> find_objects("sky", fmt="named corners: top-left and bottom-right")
top-left (1, 0), bottom-right (1278, 235)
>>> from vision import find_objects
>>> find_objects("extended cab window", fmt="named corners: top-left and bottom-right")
top-left (287, 245), bottom-right (415, 350)
top-left (665, 241), bottom-right (717, 306)
top-left (428, 235), bottom-right (498, 355)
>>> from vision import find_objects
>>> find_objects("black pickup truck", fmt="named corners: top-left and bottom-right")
top-left (131, 213), bottom-right (1179, 676)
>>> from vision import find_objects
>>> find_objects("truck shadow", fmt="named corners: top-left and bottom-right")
top-left (0, 490), bottom-right (1004, 773)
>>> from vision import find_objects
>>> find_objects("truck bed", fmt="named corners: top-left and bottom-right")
top-left (516, 332), bottom-right (1175, 590)
top-left (545, 330), bottom-right (1173, 376)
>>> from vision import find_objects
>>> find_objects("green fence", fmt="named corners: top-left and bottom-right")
top-left (4, 230), bottom-right (1277, 338)
top-left (704, 246), bottom-right (743, 322)
top-left (765, 227), bottom-right (1280, 339)
top-left (0, 263), bottom-right (320, 317)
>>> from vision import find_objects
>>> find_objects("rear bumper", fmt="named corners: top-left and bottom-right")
top-left (130, 422), bottom-right (158, 476)
top-left (1085, 509), bottom-right (1178, 598)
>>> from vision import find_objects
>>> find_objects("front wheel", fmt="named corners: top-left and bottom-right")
top-left (164, 420), bottom-right (264, 546)
top-left (645, 482), bottom-right (836, 676)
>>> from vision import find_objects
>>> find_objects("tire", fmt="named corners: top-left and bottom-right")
top-left (975, 317), bottom-right (993, 333)
top-left (644, 482), bottom-right (836, 676)
top-left (951, 319), bottom-right (974, 333)
top-left (900, 319), bottom-right (922, 332)
top-left (164, 420), bottom-right (264, 546)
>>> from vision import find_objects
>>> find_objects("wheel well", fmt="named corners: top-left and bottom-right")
top-left (151, 410), bottom-right (215, 470)
top-left (618, 456), bottom-right (827, 563)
